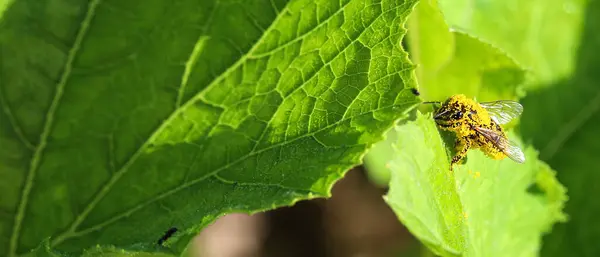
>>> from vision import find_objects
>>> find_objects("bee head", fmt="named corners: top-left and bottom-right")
top-left (432, 95), bottom-right (469, 127)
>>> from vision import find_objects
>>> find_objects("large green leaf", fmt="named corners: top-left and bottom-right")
top-left (520, 1), bottom-right (600, 256)
top-left (364, 0), bottom-right (527, 187)
top-left (406, 0), bottom-right (526, 102)
top-left (437, 0), bottom-right (586, 87)
top-left (383, 113), bottom-right (566, 257)
top-left (0, 0), bottom-right (419, 255)
top-left (28, 241), bottom-right (175, 257)
top-left (365, 1), bottom-right (567, 256)
top-left (422, 0), bottom-right (600, 254)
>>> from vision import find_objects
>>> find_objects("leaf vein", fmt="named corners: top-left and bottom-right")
top-left (175, 1), bottom-right (219, 107)
top-left (50, 0), bottom-right (413, 248)
top-left (270, 0), bottom-right (280, 15)
top-left (251, 4), bottom-right (403, 151)
top-left (0, 84), bottom-right (35, 150)
top-left (341, 70), bottom-right (410, 119)
top-left (247, 0), bottom-right (351, 59)
top-left (51, 0), bottom-right (297, 244)
top-left (212, 174), bottom-right (318, 194)
top-left (52, 102), bottom-right (416, 242)
top-left (176, 36), bottom-right (210, 107)
top-left (8, 0), bottom-right (102, 255)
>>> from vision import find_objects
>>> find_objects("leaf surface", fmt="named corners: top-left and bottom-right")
top-left (437, 0), bottom-right (586, 87)
top-left (364, 0), bottom-right (527, 189)
top-left (406, 0), bottom-right (526, 102)
top-left (364, 0), bottom-right (527, 187)
top-left (366, 1), bottom-right (567, 256)
top-left (0, 0), bottom-right (419, 255)
top-left (383, 113), bottom-right (566, 257)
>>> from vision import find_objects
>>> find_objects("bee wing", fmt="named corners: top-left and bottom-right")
top-left (479, 100), bottom-right (523, 124)
top-left (474, 127), bottom-right (526, 163)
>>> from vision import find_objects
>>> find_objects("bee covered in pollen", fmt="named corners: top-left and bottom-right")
top-left (425, 94), bottom-right (525, 170)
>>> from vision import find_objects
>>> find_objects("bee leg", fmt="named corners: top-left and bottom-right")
top-left (451, 137), bottom-right (471, 169)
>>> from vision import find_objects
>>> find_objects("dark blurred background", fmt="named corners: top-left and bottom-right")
top-left (191, 167), bottom-right (423, 257)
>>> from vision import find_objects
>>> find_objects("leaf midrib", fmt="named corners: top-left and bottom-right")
top-left (48, 0), bottom-right (296, 248)
top-left (53, 0), bottom-right (412, 241)
top-left (51, 101), bottom-right (417, 243)
top-left (8, 0), bottom-right (102, 256)
top-left (10, 0), bottom-right (415, 252)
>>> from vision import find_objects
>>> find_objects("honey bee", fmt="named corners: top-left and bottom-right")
top-left (425, 94), bottom-right (525, 170)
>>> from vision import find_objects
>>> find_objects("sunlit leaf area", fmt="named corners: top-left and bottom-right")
top-left (0, 0), bottom-right (596, 256)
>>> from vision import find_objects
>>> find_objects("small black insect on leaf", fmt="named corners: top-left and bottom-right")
top-left (411, 88), bottom-right (420, 96)
top-left (157, 227), bottom-right (178, 246)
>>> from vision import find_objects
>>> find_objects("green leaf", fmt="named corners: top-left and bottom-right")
top-left (406, 0), bottom-right (526, 102)
top-left (382, 113), bottom-right (566, 257)
top-left (365, 0), bottom-right (528, 188)
top-left (0, 0), bottom-right (419, 255)
top-left (23, 241), bottom-right (175, 257)
top-left (0, 0), bottom-right (12, 18)
top-left (437, 0), bottom-right (586, 87)
top-left (80, 246), bottom-right (175, 257)
top-left (519, 1), bottom-right (600, 256)
top-left (364, 1), bottom-right (568, 256)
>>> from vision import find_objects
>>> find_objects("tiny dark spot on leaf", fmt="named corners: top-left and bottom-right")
top-left (157, 227), bottom-right (178, 245)
top-left (527, 183), bottom-right (545, 196)
top-left (411, 88), bottom-right (420, 96)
